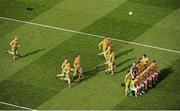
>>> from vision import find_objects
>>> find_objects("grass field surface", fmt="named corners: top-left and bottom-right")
top-left (0, 0), bottom-right (180, 110)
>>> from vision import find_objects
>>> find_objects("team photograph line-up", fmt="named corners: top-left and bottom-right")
top-left (0, 0), bottom-right (180, 110)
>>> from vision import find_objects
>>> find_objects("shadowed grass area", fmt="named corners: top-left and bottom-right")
top-left (129, 0), bottom-right (180, 9)
top-left (0, 0), bottom-right (180, 110)
top-left (0, 0), bottom-right (63, 20)
top-left (82, 0), bottom-right (177, 41)
top-left (0, 0), bottom-right (63, 36)
top-left (19, 48), bottom-right (45, 59)
top-left (0, 80), bottom-right (59, 108)
top-left (0, 104), bottom-right (22, 110)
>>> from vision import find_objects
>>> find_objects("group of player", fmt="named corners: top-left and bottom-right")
top-left (57, 36), bottom-right (116, 88)
top-left (124, 54), bottom-right (159, 97)
top-left (98, 36), bottom-right (116, 75)
top-left (7, 36), bottom-right (160, 96)
top-left (56, 54), bottom-right (84, 88)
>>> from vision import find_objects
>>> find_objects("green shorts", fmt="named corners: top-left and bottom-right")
top-left (75, 67), bottom-right (82, 73)
top-left (12, 47), bottom-right (17, 52)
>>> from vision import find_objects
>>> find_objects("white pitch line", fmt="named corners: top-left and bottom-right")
top-left (0, 16), bottom-right (180, 54)
top-left (0, 101), bottom-right (37, 111)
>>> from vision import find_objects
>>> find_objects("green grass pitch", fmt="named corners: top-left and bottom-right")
top-left (0, 0), bottom-right (180, 110)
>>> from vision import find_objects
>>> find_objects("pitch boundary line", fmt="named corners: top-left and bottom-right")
top-left (0, 16), bottom-right (180, 54)
top-left (0, 101), bottom-right (37, 111)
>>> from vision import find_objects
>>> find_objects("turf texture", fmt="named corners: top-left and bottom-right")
top-left (0, 0), bottom-right (180, 110)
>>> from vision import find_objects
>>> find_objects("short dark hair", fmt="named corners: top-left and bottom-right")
top-left (153, 60), bottom-right (156, 63)
top-left (77, 53), bottom-right (80, 56)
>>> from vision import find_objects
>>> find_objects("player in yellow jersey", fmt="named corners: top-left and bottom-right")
top-left (124, 70), bottom-right (132, 96)
top-left (60, 62), bottom-right (73, 88)
top-left (8, 36), bottom-right (20, 60)
top-left (105, 49), bottom-right (115, 75)
top-left (73, 54), bottom-right (83, 80)
top-left (98, 37), bottom-right (111, 59)
top-left (56, 58), bottom-right (68, 78)
top-left (104, 46), bottom-right (112, 63)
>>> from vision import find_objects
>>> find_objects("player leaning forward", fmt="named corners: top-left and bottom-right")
top-left (57, 58), bottom-right (69, 77)
top-left (57, 58), bottom-right (73, 88)
top-left (8, 36), bottom-right (20, 60)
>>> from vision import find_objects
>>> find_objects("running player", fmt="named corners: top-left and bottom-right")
top-left (56, 58), bottom-right (68, 78)
top-left (104, 46), bottom-right (112, 64)
top-left (73, 54), bottom-right (83, 80)
top-left (8, 36), bottom-right (20, 60)
top-left (60, 62), bottom-right (73, 88)
top-left (98, 37), bottom-right (111, 59)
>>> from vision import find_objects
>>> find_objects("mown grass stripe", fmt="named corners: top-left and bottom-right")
top-left (0, 16), bottom-right (179, 54)
top-left (0, 102), bottom-right (36, 111)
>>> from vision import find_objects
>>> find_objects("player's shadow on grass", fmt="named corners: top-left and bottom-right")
top-left (20, 49), bottom-right (45, 59)
top-left (114, 57), bottom-right (136, 74)
top-left (75, 65), bottom-right (105, 81)
top-left (157, 67), bottom-right (174, 85)
top-left (115, 65), bottom-right (132, 74)
top-left (71, 65), bottom-right (106, 87)
top-left (146, 67), bottom-right (174, 93)
top-left (116, 57), bottom-right (136, 68)
top-left (116, 48), bottom-right (134, 59)
top-left (85, 65), bottom-right (106, 80)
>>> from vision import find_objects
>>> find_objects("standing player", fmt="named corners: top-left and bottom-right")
top-left (141, 54), bottom-right (149, 68)
top-left (98, 37), bottom-right (111, 59)
top-left (7, 36), bottom-right (20, 60)
top-left (124, 70), bottom-right (132, 96)
top-left (130, 63), bottom-right (137, 79)
top-left (73, 54), bottom-right (83, 80)
top-left (105, 49), bottom-right (115, 75)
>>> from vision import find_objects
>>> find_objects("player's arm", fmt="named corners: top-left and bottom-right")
top-left (61, 62), bottom-right (65, 69)
top-left (105, 47), bottom-right (110, 54)
top-left (71, 68), bottom-right (74, 72)
top-left (109, 54), bottom-right (113, 62)
top-left (74, 59), bottom-right (77, 67)
top-left (98, 40), bottom-right (104, 50)
top-left (124, 74), bottom-right (128, 82)
top-left (10, 40), bottom-right (14, 46)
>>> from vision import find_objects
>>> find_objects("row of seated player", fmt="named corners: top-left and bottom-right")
top-left (123, 55), bottom-right (159, 97)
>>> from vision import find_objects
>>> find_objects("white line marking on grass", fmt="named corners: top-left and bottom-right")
top-left (0, 101), bottom-right (37, 111)
top-left (0, 16), bottom-right (180, 54)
